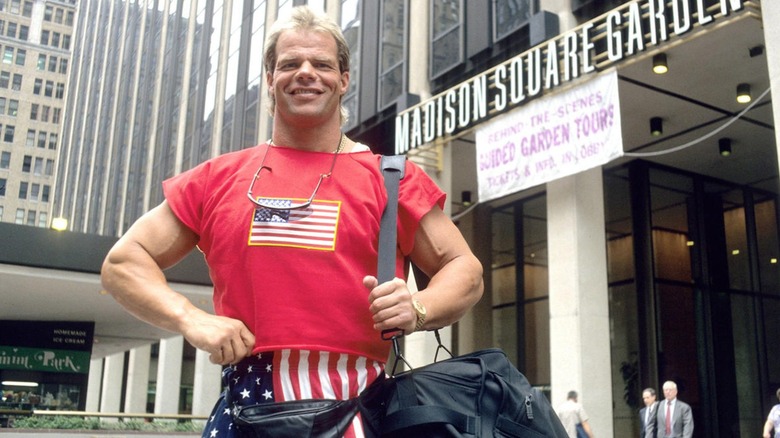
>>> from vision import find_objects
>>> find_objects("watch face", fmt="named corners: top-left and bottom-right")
top-left (413, 299), bottom-right (426, 315)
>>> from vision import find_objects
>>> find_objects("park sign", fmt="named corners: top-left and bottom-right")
top-left (0, 320), bottom-right (93, 374)
top-left (395, 0), bottom-right (746, 154)
top-left (0, 346), bottom-right (90, 374)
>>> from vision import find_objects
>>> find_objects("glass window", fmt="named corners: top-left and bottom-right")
top-left (378, 0), bottom-right (407, 110)
top-left (18, 24), bottom-right (27, 41)
top-left (341, 0), bottom-right (361, 129)
top-left (33, 156), bottom-right (42, 175)
top-left (30, 103), bottom-right (37, 120)
top-left (0, 150), bottom-right (9, 168)
top-left (9, 0), bottom-right (19, 14)
top-left (65, 11), bottom-right (74, 26)
top-left (0, 178), bottom-right (5, 196)
top-left (30, 182), bottom-right (39, 200)
top-left (55, 83), bottom-right (64, 99)
top-left (6, 21), bottom-right (15, 38)
top-left (51, 32), bottom-right (60, 48)
top-left (41, 105), bottom-right (49, 122)
top-left (38, 211), bottom-right (47, 227)
top-left (48, 133), bottom-right (57, 149)
top-left (2, 46), bottom-right (13, 63)
top-left (25, 128), bottom-right (33, 146)
top-left (41, 184), bottom-right (49, 202)
top-left (430, 0), bottom-right (463, 79)
top-left (37, 131), bottom-right (45, 148)
top-left (22, 1), bottom-right (31, 17)
top-left (491, 195), bottom-right (549, 383)
top-left (4, 124), bottom-right (14, 142)
top-left (52, 107), bottom-right (60, 124)
top-left (43, 5), bottom-right (52, 21)
top-left (15, 208), bottom-right (24, 224)
top-left (21, 154), bottom-right (30, 171)
top-left (0, 71), bottom-right (10, 88)
top-left (33, 77), bottom-right (41, 94)
top-left (54, 8), bottom-right (63, 24)
top-left (0, 96), bottom-right (6, 114)
top-left (26, 209), bottom-right (35, 225)
top-left (44, 80), bottom-right (53, 97)
top-left (59, 58), bottom-right (67, 74)
top-left (36, 54), bottom-right (45, 70)
top-left (48, 55), bottom-right (56, 71)
top-left (41, 30), bottom-right (49, 45)
top-left (492, 0), bottom-right (531, 41)
top-left (45, 158), bottom-right (53, 175)
top-left (11, 73), bottom-right (21, 91)
top-left (18, 181), bottom-right (27, 198)
top-left (8, 99), bottom-right (17, 116)
top-left (62, 34), bottom-right (70, 50)
top-left (15, 48), bottom-right (24, 65)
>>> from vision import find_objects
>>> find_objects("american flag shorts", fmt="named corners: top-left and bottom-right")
top-left (201, 350), bottom-right (384, 438)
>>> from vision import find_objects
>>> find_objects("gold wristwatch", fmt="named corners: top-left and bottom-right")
top-left (412, 298), bottom-right (427, 332)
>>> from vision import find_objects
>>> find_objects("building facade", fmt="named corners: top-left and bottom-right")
top-left (36, 0), bottom-right (780, 437)
top-left (0, 0), bottom-right (75, 227)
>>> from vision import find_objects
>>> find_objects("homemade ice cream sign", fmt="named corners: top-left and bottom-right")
top-left (395, 0), bottom-right (745, 154)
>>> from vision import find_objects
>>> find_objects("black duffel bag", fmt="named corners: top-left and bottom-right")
top-left (357, 331), bottom-right (568, 438)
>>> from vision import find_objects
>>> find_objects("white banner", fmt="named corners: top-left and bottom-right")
top-left (475, 71), bottom-right (623, 203)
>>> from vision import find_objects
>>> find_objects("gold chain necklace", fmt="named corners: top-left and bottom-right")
top-left (246, 134), bottom-right (345, 211)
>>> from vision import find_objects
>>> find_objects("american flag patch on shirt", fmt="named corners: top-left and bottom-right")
top-left (248, 198), bottom-right (340, 250)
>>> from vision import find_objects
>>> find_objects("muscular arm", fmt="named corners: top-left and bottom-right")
top-left (101, 201), bottom-right (254, 365)
top-left (365, 205), bottom-right (484, 334)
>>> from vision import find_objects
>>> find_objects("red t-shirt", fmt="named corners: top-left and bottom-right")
top-left (163, 144), bottom-right (445, 362)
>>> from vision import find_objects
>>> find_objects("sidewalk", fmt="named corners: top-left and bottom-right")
top-left (0, 431), bottom-right (199, 437)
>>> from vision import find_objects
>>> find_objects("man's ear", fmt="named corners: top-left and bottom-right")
top-left (340, 70), bottom-right (350, 95)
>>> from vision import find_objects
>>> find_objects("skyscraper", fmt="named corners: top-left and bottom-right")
top-left (0, 0), bottom-right (76, 228)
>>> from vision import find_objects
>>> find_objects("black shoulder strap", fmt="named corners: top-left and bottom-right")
top-left (377, 155), bottom-right (406, 283)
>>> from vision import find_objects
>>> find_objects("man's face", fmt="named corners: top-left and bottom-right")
top-left (266, 29), bottom-right (349, 128)
top-left (642, 391), bottom-right (656, 407)
top-left (663, 385), bottom-right (677, 401)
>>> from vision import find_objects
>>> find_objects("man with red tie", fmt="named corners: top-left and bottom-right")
top-left (645, 381), bottom-right (693, 438)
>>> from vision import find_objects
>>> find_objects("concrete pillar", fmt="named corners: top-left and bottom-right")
top-left (124, 344), bottom-right (151, 413)
top-left (85, 357), bottom-right (103, 412)
top-left (154, 336), bottom-right (183, 414)
top-left (547, 168), bottom-right (613, 437)
top-left (763, 0), bottom-right (780, 177)
top-left (100, 352), bottom-right (125, 419)
top-left (192, 348), bottom-right (222, 416)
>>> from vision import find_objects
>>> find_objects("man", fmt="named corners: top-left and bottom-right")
top-left (100, 6), bottom-right (483, 438)
top-left (646, 381), bottom-right (693, 438)
top-left (556, 390), bottom-right (594, 438)
top-left (639, 387), bottom-right (658, 438)
top-left (763, 388), bottom-right (780, 438)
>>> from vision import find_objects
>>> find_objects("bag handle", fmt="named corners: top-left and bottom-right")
top-left (377, 155), bottom-right (454, 376)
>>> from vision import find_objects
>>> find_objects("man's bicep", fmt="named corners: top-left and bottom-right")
top-left (408, 206), bottom-right (471, 276)
top-left (119, 201), bottom-right (199, 269)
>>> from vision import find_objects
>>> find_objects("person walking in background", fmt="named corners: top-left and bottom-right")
top-left (556, 390), bottom-right (594, 438)
top-left (100, 5), bottom-right (484, 438)
top-left (646, 380), bottom-right (693, 438)
top-left (640, 387), bottom-right (658, 438)
top-left (763, 388), bottom-right (780, 438)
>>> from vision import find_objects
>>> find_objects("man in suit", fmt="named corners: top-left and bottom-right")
top-left (646, 381), bottom-right (694, 438)
top-left (639, 387), bottom-right (658, 438)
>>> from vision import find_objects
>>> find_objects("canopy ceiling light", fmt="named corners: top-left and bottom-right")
top-left (719, 138), bottom-right (732, 157)
top-left (652, 53), bottom-right (668, 74)
top-left (736, 83), bottom-right (751, 104)
top-left (650, 117), bottom-right (663, 136)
